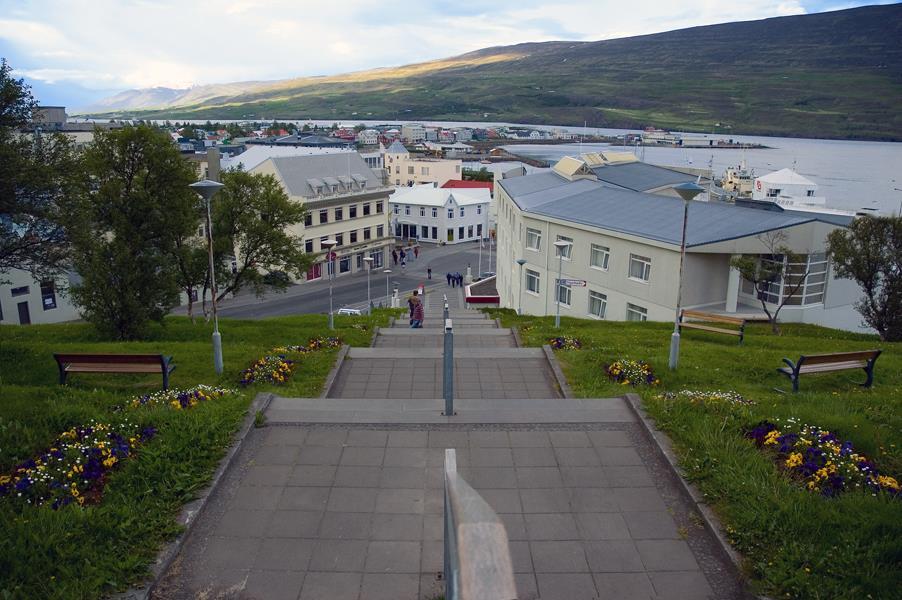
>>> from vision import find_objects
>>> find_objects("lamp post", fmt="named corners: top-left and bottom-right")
top-left (669, 182), bottom-right (706, 370)
top-left (553, 240), bottom-right (571, 328)
top-left (322, 239), bottom-right (337, 329)
top-left (189, 179), bottom-right (226, 375)
top-left (363, 256), bottom-right (374, 313)
top-left (383, 268), bottom-right (392, 306)
top-left (516, 258), bottom-right (527, 315)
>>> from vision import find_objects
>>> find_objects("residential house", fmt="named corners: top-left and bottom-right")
top-left (249, 153), bottom-right (393, 281)
top-left (401, 124), bottom-right (426, 143)
top-left (382, 140), bottom-right (462, 187)
top-left (494, 156), bottom-right (865, 333)
top-left (356, 129), bottom-right (379, 145)
top-left (389, 187), bottom-right (490, 244)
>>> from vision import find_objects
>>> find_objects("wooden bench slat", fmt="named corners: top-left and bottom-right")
top-left (797, 362), bottom-right (869, 373)
top-left (54, 352), bottom-right (175, 389)
top-left (800, 350), bottom-right (881, 365)
top-left (64, 364), bottom-right (170, 374)
top-left (681, 310), bottom-right (745, 325)
top-left (54, 353), bottom-right (167, 364)
top-left (679, 323), bottom-right (743, 336)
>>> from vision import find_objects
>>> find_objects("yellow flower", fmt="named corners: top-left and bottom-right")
top-left (877, 475), bottom-right (900, 491)
top-left (785, 453), bottom-right (803, 468)
top-left (764, 430), bottom-right (781, 446)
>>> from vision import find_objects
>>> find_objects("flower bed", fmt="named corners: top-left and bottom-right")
top-left (548, 335), bottom-right (582, 350)
top-left (746, 417), bottom-right (900, 498)
top-left (129, 385), bottom-right (236, 410)
top-left (240, 354), bottom-right (295, 386)
top-left (271, 336), bottom-right (341, 354)
top-left (660, 389), bottom-right (753, 406)
top-left (0, 420), bottom-right (156, 509)
top-left (605, 358), bottom-right (660, 386)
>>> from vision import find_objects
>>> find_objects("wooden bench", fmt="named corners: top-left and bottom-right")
top-left (777, 350), bottom-right (882, 392)
top-left (53, 353), bottom-right (176, 389)
top-left (679, 310), bottom-right (746, 344)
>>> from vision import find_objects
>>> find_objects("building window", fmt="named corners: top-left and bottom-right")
top-left (455, 165), bottom-right (461, 173)
top-left (405, 205), bottom-right (411, 216)
top-left (556, 235), bottom-right (573, 259)
top-left (626, 303), bottom-right (648, 322)
top-left (629, 254), bottom-right (651, 282)
top-left (590, 244), bottom-right (610, 270)
top-left (394, 204), bottom-right (400, 215)
top-left (477, 224), bottom-right (483, 238)
top-left (432, 207), bottom-right (438, 218)
top-left (363, 203), bottom-right (371, 216)
top-left (364, 228), bottom-right (372, 240)
top-left (447, 208), bottom-right (454, 219)
top-left (467, 225), bottom-right (473, 238)
top-left (304, 213), bottom-right (312, 227)
top-left (525, 269), bottom-right (540, 294)
top-left (458, 226), bottom-right (464, 240)
top-left (369, 250), bottom-right (383, 268)
top-left (419, 207), bottom-right (425, 217)
top-left (335, 233), bottom-right (344, 246)
top-left (408, 166), bottom-right (414, 174)
top-left (376, 224), bottom-right (384, 237)
top-left (588, 290), bottom-right (607, 319)
top-left (11, 286), bottom-right (29, 297)
top-left (305, 239), bottom-right (314, 253)
top-left (339, 256), bottom-right (351, 273)
top-left (41, 281), bottom-right (57, 310)
top-left (744, 253), bottom-right (829, 306)
top-left (767, 188), bottom-right (780, 198)
top-left (477, 205), bottom-right (482, 215)
top-left (432, 226), bottom-right (438, 239)
top-left (421, 166), bottom-right (429, 175)
top-left (526, 227), bottom-right (542, 250)
top-left (349, 205), bottom-right (357, 218)
top-left (556, 281), bottom-right (572, 306)
top-left (356, 253), bottom-right (364, 269)
top-left (350, 230), bottom-right (357, 243)
top-left (320, 236), bottom-right (329, 251)
top-left (335, 207), bottom-right (343, 221)
top-left (376, 202), bottom-right (383, 213)
top-left (459, 207), bottom-right (465, 217)
top-left (319, 209), bottom-right (329, 224)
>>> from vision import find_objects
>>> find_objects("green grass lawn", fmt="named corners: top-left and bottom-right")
top-left (0, 312), bottom-right (391, 599)
top-left (487, 309), bottom-right (901, 600)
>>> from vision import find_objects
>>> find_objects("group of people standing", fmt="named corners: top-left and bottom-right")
top-left (446, 272), bottom-right (464, 288)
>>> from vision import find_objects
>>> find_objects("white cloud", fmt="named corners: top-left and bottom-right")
top-left (0, 0), bottom-right (840, 94)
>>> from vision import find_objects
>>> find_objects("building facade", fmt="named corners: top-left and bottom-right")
top-left (0, 269), bottom-right (79, 325)
top-left (383, 141), bottom-right (462, 187)
top-left (495, 157), bottom-right (867, 333)
top-left (250, 153), bottom-right (394, 281)
top-left (389, 187), bottom-right (490, 244)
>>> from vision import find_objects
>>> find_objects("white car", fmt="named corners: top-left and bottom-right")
top-left (336, 308), bottom-right (362, 316)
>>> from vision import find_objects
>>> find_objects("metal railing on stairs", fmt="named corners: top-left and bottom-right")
top-left (443, 448), bottom-right (517, 600)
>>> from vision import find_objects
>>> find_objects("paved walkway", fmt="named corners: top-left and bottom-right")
top-left (153, 289), bottom-right (747, 600)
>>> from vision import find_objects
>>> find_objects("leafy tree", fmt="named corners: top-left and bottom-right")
top-left (826, 216), bottom-right (902, 341)
top-left (462, 167), bottom-right (494, 182)
top-left (209, 169), bottom-right (312, 303)
top-left (301, 123), bottom-right (311, 132)
top-left (730, 231), bottom-right (809, 334)
top-left (67, 125), bottom-right (199, 339)
top-left (354, 123), bottom-right (366, 132)
top-left (0, 58), bottom-right (83, 282)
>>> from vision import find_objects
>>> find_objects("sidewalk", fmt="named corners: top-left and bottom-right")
top-left (152, 289), bottom-right (747, 600)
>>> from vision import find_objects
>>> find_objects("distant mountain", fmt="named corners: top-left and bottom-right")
top-left (77, 5), bottom-right (902, 140)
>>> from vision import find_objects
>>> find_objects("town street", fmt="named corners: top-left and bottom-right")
top-left (177, 240), bottom-right (496, 320)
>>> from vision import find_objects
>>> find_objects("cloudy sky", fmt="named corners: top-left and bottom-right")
top-left (0, 0), bottom-right (890, 107)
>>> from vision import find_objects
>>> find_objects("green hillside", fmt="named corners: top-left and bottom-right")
top-left (87, 5), bottom-right (902, 140)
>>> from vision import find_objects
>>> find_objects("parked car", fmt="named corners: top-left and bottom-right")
top-left (336, 308), bottom-right (362, 316)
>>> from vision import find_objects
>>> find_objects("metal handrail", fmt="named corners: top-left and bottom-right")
top-left (444, 449), bottom-right (517, 600)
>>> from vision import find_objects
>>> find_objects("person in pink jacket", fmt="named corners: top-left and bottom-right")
top-left (410, 295), bottom-right (425, 328)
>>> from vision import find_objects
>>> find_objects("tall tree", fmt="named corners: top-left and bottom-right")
top-left (210, 169), bottom-right (312, 302)
top-left (0, 58), bottom-right (82, 282)
top-left (826, 216), bottom-right (902, 341)
top-left (730, 231), bottom-right (810, 334)
top-left (67, 125), bottom-right (199, 339)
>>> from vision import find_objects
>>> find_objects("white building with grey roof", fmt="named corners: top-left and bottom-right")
top-left (495, 156), bottom-right (867, 333)
top-left (250, 153), bottom-right (394, 282)
top-left (389, 186), bottom-right (490, 244)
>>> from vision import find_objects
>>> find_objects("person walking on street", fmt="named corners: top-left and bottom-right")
top-left (410, 295), bottom-right (424, 328)
top-left (414, 246), bottom-right (419, 258)
top-left (392, 249), bottom-right (398, 265)
top-left (399, 248), bottom-right (406, 263)
top-left (407, 291), bottom-right (417, 325)
top-left (446, 272), bottom-right (452, 286)
top-left (427, 267), bottom-right (432, 280)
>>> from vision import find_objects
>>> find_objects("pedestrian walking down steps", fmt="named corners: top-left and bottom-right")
top-left (410, 293), bottom-right (424, 328)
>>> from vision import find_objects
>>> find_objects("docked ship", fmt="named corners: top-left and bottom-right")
top-left (720, 160), bottom-right (755, 196)
top-left (719, 165), bottom-right (856, 218)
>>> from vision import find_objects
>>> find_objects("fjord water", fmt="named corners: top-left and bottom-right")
top-left (503, 134), bottom-right (902, 215)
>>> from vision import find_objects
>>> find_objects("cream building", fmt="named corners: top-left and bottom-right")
top-left (495, 156), bottom-right (866, 333)
top-left (249, 153), bottom-right (393, 281)
top-left (383, 141), bottom-right (462, 187)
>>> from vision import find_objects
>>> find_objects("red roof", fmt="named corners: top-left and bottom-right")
top-left (441, 180), bottom-right (493, 190)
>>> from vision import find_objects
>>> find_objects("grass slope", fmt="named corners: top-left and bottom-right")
top-left (0, 313), bottom-right (389, 599)
top-left (487, 310), bottom-right (901, 600)
top-left (91, 5), bottom-right (902, 141)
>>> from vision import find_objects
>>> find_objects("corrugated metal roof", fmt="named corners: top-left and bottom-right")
top-left (590, 162), bottom-right (696, 192)
top-left (270, 153), bottom-right (381, 198)
top-left (389, 186), bottom-right (490, 207)
top-left (503, 170), bottom-right (815, 247)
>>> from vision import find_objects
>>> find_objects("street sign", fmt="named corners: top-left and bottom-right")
top-left (556, 279), bottom-right (587, 287)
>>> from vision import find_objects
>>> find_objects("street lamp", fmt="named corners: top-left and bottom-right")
top-left (669, 182), bottom-right (706, 370)
top-left (516, 258), bottom-right (527, 315)
top-left (322, 239), bottom-right (337, 329)
top-left (363, 256), bottom-right (374, 313)
top-left (553, 240), bottom-right (571, 328)
top-left (383, 268), bottom-right (392, 307)
top-left (189, 179), bottom-right (226, 375)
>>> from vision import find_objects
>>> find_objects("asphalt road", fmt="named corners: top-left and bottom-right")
top-left (205, 241), bottom-right (495, 320)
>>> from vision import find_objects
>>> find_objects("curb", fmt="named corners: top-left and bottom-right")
top-left (542, 344), bottom-right (574, 399)
top-left (320, 344), bottom-right (350, 398)
top-left (511, 325), bottom-right (524, 348)
top-left (115, 392), bottom-right (275, 600)
top-left (623, 393), bottom-right (767, 599)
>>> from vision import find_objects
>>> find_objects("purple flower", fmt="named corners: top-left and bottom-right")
top-left (777, 433), bottom-right (799, 453)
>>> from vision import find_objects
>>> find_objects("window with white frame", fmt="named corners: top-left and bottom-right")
top-left (741, 253), bottom-right (829, 306)
top-left (459, 207), bottom-right (465, 217)
top-left (556, 281), bottom-right (572, 306)
top-left (419, 207), bottom-right (425, 217)
top-left (432, 207), bottom-right (438, 218)
top-left (526, 227), bottom-right (542, 250)
top-left (590, 244), bottom-right (610, 270)
top-left (477, 205), bottom-right (482, 215)
top-left (404, 205), bottom-right (411, 215)
top-left (393, 205), bottom-right (400, 215)
top-left (556, 235), bottom-right (573, 259)
top-left (628, 254), bottom-right (651, 282)
top-left (626, 303), bottom-right (648, 321)
top-left (525, 269), bottom-right (540, 294)
top-left (448, 208), bottom-right (454, 219)
top-left (588, 290), bottom-right (607, 318)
